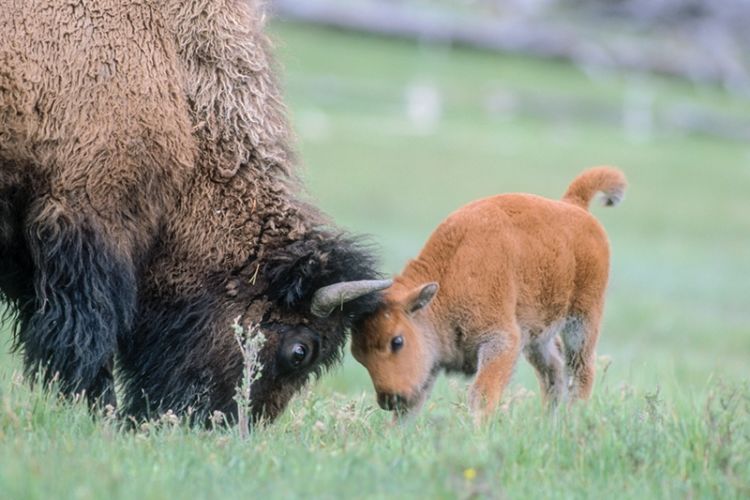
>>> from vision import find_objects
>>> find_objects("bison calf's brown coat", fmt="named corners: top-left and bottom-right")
top-left (352, 167), bottom-right (626, 423)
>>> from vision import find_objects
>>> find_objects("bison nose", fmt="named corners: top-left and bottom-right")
top-left (376, 392), bottom-right (406, 411)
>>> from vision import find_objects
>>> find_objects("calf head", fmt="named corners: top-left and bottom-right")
top-left (351, 282), bottom-right (439, 414)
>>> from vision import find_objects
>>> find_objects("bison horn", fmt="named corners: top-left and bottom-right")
top-left (310, 279), bottom-right (393, 318)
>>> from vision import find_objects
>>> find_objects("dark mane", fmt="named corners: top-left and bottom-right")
top-left (264, 231), bottom-right (385, 319)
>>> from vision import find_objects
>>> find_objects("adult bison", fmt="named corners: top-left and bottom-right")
top-left (0, 1), bottom-right (389, 423)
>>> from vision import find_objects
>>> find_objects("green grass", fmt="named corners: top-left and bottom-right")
top-left (2, 377), bottom-right (749, 498)
top-left (2, 21), bottom-right (749, 499)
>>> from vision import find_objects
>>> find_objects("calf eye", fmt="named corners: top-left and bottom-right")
top-left (391, 335), bottom-right (404, 352)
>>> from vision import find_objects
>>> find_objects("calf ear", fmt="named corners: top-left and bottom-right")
top-left (405, 282), bottom-right (439, 314)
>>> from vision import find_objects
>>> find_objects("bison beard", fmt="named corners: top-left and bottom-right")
top-left (0, 1), bottom-right (387, 425)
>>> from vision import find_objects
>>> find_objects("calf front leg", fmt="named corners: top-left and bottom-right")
top-left (468, 326), bottom-right (521, 425)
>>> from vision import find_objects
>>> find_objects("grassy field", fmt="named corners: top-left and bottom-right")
top-left (1, 21), bottom-right (749, 499)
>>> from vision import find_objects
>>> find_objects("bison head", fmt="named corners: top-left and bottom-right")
top-left (232, 234), bottom-right (392, 422)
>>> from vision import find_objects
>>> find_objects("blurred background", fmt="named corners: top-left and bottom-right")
top-left (268, 0), bottom-right (750, 401)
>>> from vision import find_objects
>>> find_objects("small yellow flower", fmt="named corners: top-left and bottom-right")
top-left (463, 468), bottom-right (477, 481)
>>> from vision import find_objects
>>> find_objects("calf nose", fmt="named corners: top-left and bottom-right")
top-left (377, 392), bottom-right (406, 411)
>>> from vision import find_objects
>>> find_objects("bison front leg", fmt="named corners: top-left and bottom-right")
top-left (21, 197), bottom-right (138, 407)
top-left (468, 326), bottom-right (521, 425)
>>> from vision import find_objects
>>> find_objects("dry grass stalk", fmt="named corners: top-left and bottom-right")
top-left (232, 318), bottom-right (266, 438)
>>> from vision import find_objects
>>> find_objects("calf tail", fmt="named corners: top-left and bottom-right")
top-left (562, 166), bottom-right (627, 210)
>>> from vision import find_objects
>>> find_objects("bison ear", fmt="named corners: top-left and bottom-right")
top-left (404, 282), bottom-right (439, 314)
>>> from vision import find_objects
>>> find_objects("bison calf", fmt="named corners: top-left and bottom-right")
top-left (352, 167), bottom-right (626, 423)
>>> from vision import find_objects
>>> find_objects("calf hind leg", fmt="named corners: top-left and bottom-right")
top-left (561, 314), bottom-right (601, 401)
top-left (523, 333), bottom-right (566, 410)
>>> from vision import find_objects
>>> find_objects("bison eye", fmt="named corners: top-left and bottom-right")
top-left (290, 343), bottom-right (308, 367)
top-left (275, 325), bottom-right (319, 375)
top-left (391, 335), bottom-right (404, 352)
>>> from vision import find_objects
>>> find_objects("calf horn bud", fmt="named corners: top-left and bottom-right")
top-left (311, 279), bottom-right (392, 318)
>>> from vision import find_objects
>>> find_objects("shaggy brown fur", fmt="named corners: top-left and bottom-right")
top-left (352, 167), bottom-right (626, 423)
top-left (0, 1), bottom-right (382, 423)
